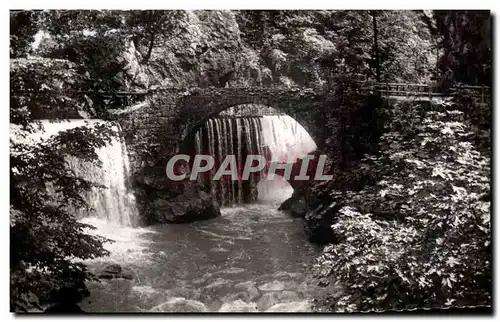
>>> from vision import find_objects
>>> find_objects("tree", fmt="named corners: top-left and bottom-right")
top-left (126, 10), bottom-right (186, 63)
top-left (10, 123), bottom-right (113, 311)
top-left (370, 10), bottom-right (381, 82)
top-left (314, 99), bottom-right (491, 312)
top-left (371, 10), bottom-right (436, 83)
top-left (10, 44), bottom-right (115, 314)
top-left (10, 10), bottom-right (40, 58)
top-left (434, 10), bottom-right (491, 87)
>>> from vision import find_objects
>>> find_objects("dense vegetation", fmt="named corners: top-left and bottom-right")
top-left (10, 52), bottom-right (120, 311)
top-left (311, 98), bottom-right (491, 311)
top-left (10, 10), bottom-right (491, 312)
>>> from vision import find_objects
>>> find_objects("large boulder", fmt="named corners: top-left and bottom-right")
top-left (219, 300), bottom-right (258, 312)
top-left (149, 183), bottom-right (221, 224)
top-left (279, 195), bottom-right (307, 217)
top-left (97, 264), bottom-right (134, 280)
top-left (265, 300), bottom-right (311, 312)
top-left (149, 297), bottom-right (208, 312)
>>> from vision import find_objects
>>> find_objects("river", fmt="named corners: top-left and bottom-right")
top-left (79, 200), bottom-right (323, 312)
top-left (24, 114), bottom-right (322, 312)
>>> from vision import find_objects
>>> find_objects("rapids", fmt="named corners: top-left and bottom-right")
top-left (18, 114), bottom-right (322, 312)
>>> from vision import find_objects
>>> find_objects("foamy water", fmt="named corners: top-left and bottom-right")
top-left (12, 115), bottom-right (322, 312)
top-left (79, 202), bottom-right (323, 312)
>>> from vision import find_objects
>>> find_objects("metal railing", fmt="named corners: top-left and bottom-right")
top-left (368, 82), bottom-right (491, 104)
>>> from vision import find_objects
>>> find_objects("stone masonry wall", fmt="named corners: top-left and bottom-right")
top-left (112, 87), bottom-right (329, 224)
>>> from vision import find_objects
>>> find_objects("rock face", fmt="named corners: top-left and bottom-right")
top-left (302, 189), bottom-right (355, 244)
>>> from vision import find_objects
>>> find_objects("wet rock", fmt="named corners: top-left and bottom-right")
top-left (256, 292), bottom-right (279, 311)
top-left (151, 184), bottom-right (221, 224)
top-left (205, 278), bottom-right (231, 289)
top-left (166, 288), bottom-right (202, 301)
top-left (258, 281), bottom-right (285, 292)
top-left (265, 300), bottom-right (311, 312)
top-left (282, 280), bottom-right (299, 290)
top-left (98, 264), bottom-right (134, 280)
top-left (279, 195), bottom-right (307, 217)
top-left (149, 297), bottom-right (208, 312)
top-left (278, 290), bottom-right (301, 302)
top-left (219, 300), bottom-right (258, 312)
top-left (131, 285), bottom-right (162, 304)
top-left (209, 247), bottom-right (229, 253)
top-left (221, 292), bottom-right (250, 303)
top-left (256, 291), bottom-right (300, 310)
top-left (297, 281), bottom-right (316, 295)
top-left (102, 264), bottom-right (121, 275)
top-left (274, 271), bottom-right (301, 279)
top-left (234, 281), bottom-right (260, 300)
top-left (192, 278), bottom-right (206, 285)
top-left (217, 267), bottom-right (245, 275)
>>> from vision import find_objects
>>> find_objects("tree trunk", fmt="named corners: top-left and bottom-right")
top-left (371, 10), bottom-right (381, 82)
top-left (142, 31), bottom-right (156, 64)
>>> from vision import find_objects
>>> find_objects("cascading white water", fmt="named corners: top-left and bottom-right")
top-left (194, 128), bottom-right (203, 185)
top-left (236, 118), bottom-right (243, 204)
top-left (226, 118), bottom-right (236, 205)
top-left (258, 115), bottom-right (317, 203)
top-left (195, 112), bottom-right (316, 206)
top-left (215, 118), bottom-right (226, 203)
top-left (17, 119), bottom-right (139, 227)
top-left (260, 115), bottom-right (317, 164)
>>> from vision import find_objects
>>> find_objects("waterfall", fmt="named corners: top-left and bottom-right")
top-left (227, 118), bottom-right (236, 205)
top-left (260, 115), bottom-right (316, 163)
top-left (236, 118), bottom-right (243, 204)
top-left (207, 119), bottom-right (216, 198)
top-left (19, 120), bottom-right (139, 227)
top-left (195, 113), bottom-right (316, 206)
top-left (258, 115), bottom-right (317, 203)
top-left (194, 128), bottom-right (202, 185)
top-left (215, 119), bottom-right (226, 204)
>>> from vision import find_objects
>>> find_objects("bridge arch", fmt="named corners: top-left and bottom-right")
top-left (114, 87), bottom-right (329, 204)
top-left (170, 87), bottom-right (326, 153)
top-left (177, 102), bottom-right (318, 205)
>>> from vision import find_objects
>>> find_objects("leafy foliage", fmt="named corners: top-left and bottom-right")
top-left (434, 10), bottom-right (491, 88)
top-left (313, 100), bottom-right (491, 312)
top-left (10, 58), bottom-right (88, 124)
top-left (10, 58), bottom-right (117, 311)
top-left (374, 10), bottom-right (436, 83)
top-left (236, 10), bottom-right (436, 88)
top-left (126, 10), bottom-right (186, 63)
top-left (10, 10), bottom-right (40, 58)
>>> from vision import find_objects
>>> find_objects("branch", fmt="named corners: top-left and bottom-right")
top-left (141, 30), bottom-right (156, 64)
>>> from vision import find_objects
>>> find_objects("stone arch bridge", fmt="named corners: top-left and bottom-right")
top-left (112, 87), bottom-right (329, 177)
top-left (103, 83), bottom-right (489, 223)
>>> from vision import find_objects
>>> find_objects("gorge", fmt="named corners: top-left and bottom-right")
top-left (22, 107), bottom-right (323, 312)
top-left (10, 9), bottom-right (491, 314)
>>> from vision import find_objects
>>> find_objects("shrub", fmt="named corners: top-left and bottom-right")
top-left (314, 100), bottom-right (491, 312)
